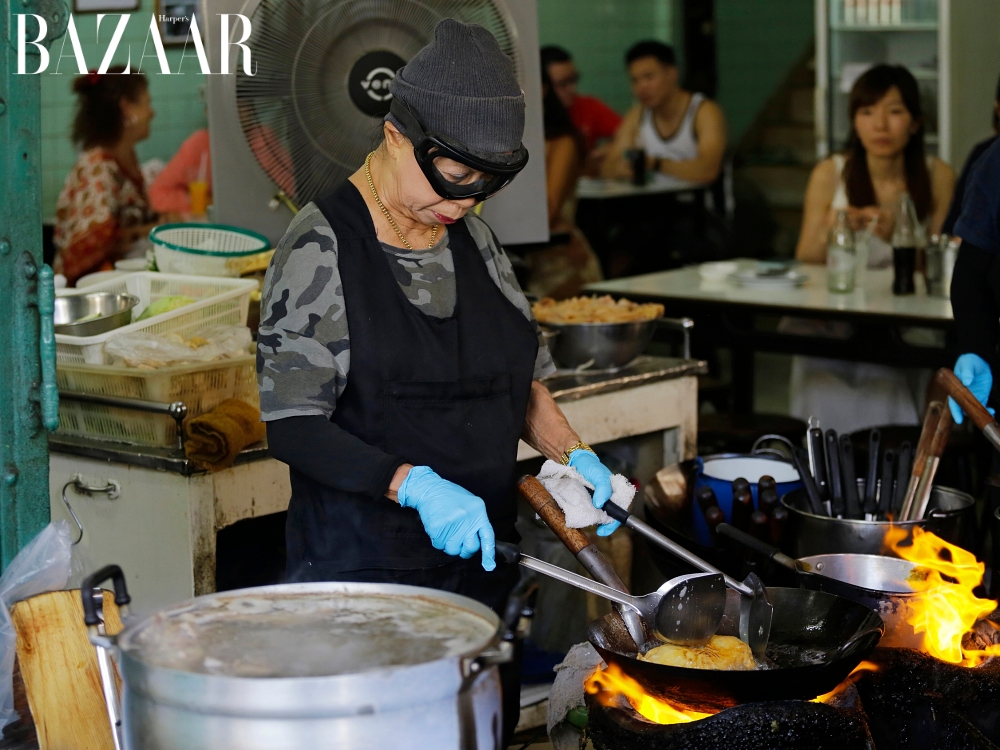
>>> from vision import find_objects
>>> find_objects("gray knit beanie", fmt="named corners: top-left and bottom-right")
top-left (388, 19), bottom-right (525, 159)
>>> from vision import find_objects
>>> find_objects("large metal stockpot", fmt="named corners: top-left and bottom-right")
top-left (781, 485), bottom-right (977, 557)
top-left (82, 569), bottom-right (515, 750)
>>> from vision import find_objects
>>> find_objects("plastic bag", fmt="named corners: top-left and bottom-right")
top-left (103, 325), bottom-right (252, 368)
top-left (0, 521), bottom-right (73, 728)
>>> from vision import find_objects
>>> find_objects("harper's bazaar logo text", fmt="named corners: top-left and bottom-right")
top-left (15, 13), bottom-right (256, 75)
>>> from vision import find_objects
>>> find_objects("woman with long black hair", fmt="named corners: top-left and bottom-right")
top-left (790, 65), bottom-right (954, 433)
top-left (796, 64), bottom-right (953, 263)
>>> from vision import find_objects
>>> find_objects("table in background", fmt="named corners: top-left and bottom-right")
top-left (574, 177), bottom-right (714, 278)
top-left (587, 260), bottom-right (956, 413)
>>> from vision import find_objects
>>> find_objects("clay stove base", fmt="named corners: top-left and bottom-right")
top-left (586, 647), bottom-right (1000, 750)
top-left (585, 686), bottom-right (870, 750)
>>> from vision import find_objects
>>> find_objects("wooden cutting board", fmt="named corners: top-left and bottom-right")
top-left (11, 589), bottom-right (123, 750)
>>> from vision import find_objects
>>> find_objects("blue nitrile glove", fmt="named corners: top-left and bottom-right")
top-left (397, 466), bottom-right (496, 571)
top-left (567, 449), bottom-right (619, 536)
top-left (949, 353), bottom-right (995, 425)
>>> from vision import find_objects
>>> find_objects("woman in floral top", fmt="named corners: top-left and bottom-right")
top-left (54, 66), bottom-right (159, 285)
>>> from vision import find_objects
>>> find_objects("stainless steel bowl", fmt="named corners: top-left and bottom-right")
top-left (54, 293), bottom-right (139, 336)
top-left (544, 318), bottom-right (660, 369)
top-left (539, 327), bottom-right (560, 351)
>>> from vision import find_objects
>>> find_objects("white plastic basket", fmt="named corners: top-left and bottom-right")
top-left (56, 355), bottom-right (259, 447)
top-left (55, 272), bottom-right (258, 365)
top-left (150, 224), bottom-right (271, 277)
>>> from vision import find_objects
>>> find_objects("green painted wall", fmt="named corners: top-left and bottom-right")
top-left (40, 6), bottom-right (206, 219)
top-left (715, 0), bottom-right (814, 141)
top-left (537, 0), bottom-right (677, 115)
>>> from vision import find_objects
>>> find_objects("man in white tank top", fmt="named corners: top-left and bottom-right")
top-left (602, 40), bottom-right (726, 191)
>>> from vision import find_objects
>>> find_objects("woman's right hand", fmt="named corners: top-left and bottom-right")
top-left (396, 466), bottom-right (497, 571)
top-left (846, 206), bottom-right (894, 241)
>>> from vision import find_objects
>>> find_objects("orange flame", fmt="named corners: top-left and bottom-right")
top-left (886, 526), bottom-right (1000, 666)
top-left (584, 664), bottom-right (714, 724)
top-left (811, 660), bottom-right (880, 703)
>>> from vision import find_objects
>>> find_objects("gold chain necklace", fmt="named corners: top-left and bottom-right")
top-left (365, 152), bottom-right (438, 250)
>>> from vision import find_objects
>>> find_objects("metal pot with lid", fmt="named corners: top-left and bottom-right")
top-left (82, 566), bottom-right (532, 750)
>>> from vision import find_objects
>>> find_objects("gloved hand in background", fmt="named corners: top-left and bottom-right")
top-left (949, 353), bottom-right (995, 425)
top-left (567, 450), bottom-right (619, 536)
top-left (397, 466), bottom-right (496, 571)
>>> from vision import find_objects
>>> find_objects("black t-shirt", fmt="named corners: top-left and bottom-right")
top-left (942, 135), bottom-right (998, 235)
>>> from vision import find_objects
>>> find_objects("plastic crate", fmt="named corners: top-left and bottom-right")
top-left (56, 272), bottom-right (258, 364)
top-left (56, 355), bottom-right (259, 447)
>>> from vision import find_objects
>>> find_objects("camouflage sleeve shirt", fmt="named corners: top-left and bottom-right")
top-left (257, 202), bottom-right (557, 421)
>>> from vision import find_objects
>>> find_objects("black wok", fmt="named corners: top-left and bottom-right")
top-left (717, 522), bottom-right (922, 648)
top-left (587, 586), bottom-right (884, 713)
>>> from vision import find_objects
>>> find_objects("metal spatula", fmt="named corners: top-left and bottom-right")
top-left (496, 542), bottom-right (726, 647)
top-left (601, 503), bottom-right (773, 659)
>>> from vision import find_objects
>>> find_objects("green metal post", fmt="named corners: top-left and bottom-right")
top-left (1, 4), bottom-right (65, 568)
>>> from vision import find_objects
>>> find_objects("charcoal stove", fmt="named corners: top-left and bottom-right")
top-left (584, 682), bottom-right (871, 750)
top-left (583, 646), bottom-right (1000, 750)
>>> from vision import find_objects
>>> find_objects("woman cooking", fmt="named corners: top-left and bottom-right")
top-left (257, 20), bottom-right (619, 743)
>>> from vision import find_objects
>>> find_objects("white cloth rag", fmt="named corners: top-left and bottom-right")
top-left (536, 460), bottom-right (635, 528)
top-left (546, 642), bottom-right (606, 737)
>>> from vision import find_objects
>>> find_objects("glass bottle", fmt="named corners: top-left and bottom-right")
top-left (892, 192), bottom-right (918, 295)
top-left (827, 211), bottom-right (856, 293)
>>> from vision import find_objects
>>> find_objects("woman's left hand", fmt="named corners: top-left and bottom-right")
top-left (567, 450), bottom-right (619, 536)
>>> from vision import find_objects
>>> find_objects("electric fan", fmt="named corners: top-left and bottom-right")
top-left (204, 0), bottom-right (548, 245)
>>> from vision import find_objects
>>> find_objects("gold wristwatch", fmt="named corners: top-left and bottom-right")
top-left (560, 441), bottom-right (593, 465)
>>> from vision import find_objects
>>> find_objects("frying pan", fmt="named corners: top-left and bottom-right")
top-left (516, 479), bottom-right (884, 712)
top-left (716, 522), bottom-right (922, 649)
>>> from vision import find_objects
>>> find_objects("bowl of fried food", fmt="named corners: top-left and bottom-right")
top-left (533, 295), bottom-right (664, 369)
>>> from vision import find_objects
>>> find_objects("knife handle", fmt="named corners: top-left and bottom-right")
top-left (840, 435), bottom-right (861, 519)
top-left (696, 486), bottom-right (719, 515)
top-left (808, 428), bottom-right (828, 501)
top-left (731, 487), bottom-right (755, 532)
top-left (878, 449), bottom-right (896, 516)
top-left (863, 428), bottom-right (881, 515)
top-left (892, 441), bottom-right (912, 515)
top-left (792, 447), bottom-right (826, 516)
top-left (826, 429), bottom-right (844, 517)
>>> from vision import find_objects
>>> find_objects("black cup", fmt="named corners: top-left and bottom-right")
top-left (892, 246), bottom-right (916, 295)
top-left (626, 148), bottom-right (646, 187)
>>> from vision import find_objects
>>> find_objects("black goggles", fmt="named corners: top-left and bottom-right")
top-left (389, 99), bottom-right (529, 202)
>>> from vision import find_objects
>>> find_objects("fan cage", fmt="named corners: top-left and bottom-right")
top-left (234, 0), bottom-right (520, 207)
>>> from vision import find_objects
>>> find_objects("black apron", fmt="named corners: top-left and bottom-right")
top-left (286, 180), bottom-right (538, 582)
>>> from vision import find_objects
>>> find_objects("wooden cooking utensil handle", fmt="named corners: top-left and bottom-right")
top-left (936, 368), bottom-right (994, 430)
top-left (517, 475), bottom-right (591, 554)
top-left (911, 401), bottom-right (944, 480)
top-left (900, 401), bottom-right (944, 520)
top-left (927, 405), bottom-right (953, 460)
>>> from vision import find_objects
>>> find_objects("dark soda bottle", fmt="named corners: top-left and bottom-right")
top-left (892, 192), bottom-right (918, 295)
